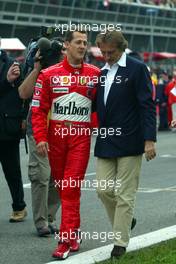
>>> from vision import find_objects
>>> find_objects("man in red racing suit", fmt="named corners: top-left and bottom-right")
top-left (31, 29), bottom-right (100, 260)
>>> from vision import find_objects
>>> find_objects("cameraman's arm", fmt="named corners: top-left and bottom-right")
top-left (18, 67), bottom-right (41, 99)
top-left (18, 52), bottom-right (42, 99)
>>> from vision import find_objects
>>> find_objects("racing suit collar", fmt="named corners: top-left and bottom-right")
top-left (63, 56), bottom-right (84, 75)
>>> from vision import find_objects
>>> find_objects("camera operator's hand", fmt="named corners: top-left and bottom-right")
top-left (18, 50), bottom-right (42, 99)
top-left (34, 50), bottom-right (42, 72)
top-left (7, 62), bottom-right (20, 83)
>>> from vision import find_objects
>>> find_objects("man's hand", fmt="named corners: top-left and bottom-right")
top-left (171, 119), bottom-right (176, 128)
top-left (36, 141), bottom-right (49, 157)
top-left (144, 140), bottom-right (156, 161)
top-left (18, 50), bottom-right (42, 99)
top-left (7, 62), bottom-right (20, 83)
top-left (34, 50), bottom-right (42, 72)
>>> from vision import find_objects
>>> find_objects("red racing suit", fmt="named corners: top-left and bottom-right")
top-left (31, 57), bottom-right (100, 240)
top-left (165, 78), bottom-right (176, 125)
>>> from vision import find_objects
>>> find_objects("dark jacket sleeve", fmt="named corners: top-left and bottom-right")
top-left (0, 79), bottom-right (14, 97)
top-left (135, 63), bottom-right (156, 142)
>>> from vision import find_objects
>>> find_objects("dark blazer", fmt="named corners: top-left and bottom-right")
top-left (94, 55), bottom-right (156, 158)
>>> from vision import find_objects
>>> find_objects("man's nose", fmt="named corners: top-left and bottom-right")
top-left (80, 42), bottom-right (86, 49)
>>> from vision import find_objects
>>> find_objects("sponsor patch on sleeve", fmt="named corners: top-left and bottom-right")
top-left (35, 82), bottom-right (43, 88)
top-left (32, 99), bottom-right (40, 107)
top-left (34, 88), bottom-right (41, 98)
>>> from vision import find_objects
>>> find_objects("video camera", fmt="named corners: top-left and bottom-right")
top-left (24, 26), bottom-right (63, 76)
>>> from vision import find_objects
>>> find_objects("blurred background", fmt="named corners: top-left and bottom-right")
top-left (0, 0), bottom-right (176, 66)
top-left (1, 0), bottom-right (176, 128)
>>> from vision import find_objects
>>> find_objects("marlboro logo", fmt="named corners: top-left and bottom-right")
top-left (51, 92), bottom-right (91, 122)
top-left (53, 101), bottom-right (89, 116)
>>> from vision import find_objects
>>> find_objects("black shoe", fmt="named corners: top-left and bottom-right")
top-left (48, 222), bottom-right (59, 234)
top-left (131, 217), bottom-right (137, 230)
top-left (111, 245), bottom-right (126, 259)
top-left (37, 226), bottom-right (51, 237)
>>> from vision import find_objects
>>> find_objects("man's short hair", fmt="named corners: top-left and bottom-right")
top-left (96, 30), bottom-right (128, 52)
top-left (65, 27), bottom-right (87, 42)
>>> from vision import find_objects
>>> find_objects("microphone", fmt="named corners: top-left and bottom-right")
top-left (35, 37), bottom-right (63, 68)
top-left (37, 37), bottom-right (51, 53)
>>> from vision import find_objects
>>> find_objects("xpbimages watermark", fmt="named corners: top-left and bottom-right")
top-left (54, 127), bottom-right (122, 139)
top-left (55, 21), bottom-right (122, 34)
top-left (50, 74), bottom-right (122, 86)
top-left (54, 230), bottom-right (121, 243)
top-left (54, 178), bottom-right (122, 191)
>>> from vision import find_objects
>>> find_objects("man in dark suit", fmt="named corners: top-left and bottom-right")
top-left (94, 30), bottom-right (156, 259)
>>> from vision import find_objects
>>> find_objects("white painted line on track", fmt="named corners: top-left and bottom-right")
top-left (159, 154), bottom-right (176, 158)
top-left (23, 183), bottom-right (31, 188)
top-left (45, 225), bottom-right (176, 264)
top-left (23, 182), bottom-right (176, 193)
top-left (85, 172), bottom-right (96, 177)
top-left (91, 153), bottom-right (176, 157)
top-left (23, 153), bottom-right (176, 189)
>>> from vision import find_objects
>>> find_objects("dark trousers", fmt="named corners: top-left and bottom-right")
top-left (158, 105), bottom-right (169, 130)
top-left (0, 140), bottom-right (26, 211)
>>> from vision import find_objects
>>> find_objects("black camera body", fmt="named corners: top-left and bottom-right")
top-left (37, 39), bottom-right (63, 69)
top-left (24, 26), bottom-right (63, 76)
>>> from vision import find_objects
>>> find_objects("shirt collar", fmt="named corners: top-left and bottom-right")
top-left (63, 56), bottom-right (84, 74)
top-left (102, 52), bottom-right (126, 70)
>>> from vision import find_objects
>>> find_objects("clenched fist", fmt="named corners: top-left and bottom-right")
top-left (144, 140), bottom-right (156, 161)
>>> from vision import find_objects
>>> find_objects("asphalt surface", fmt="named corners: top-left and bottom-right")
top-left (0, 131), bottom-right (176, 264)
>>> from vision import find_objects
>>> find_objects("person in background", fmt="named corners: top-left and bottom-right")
top-left (19, 45), bottom-right (62, 237)
top-left (165, 67), bottom-right (176, 126)
top-left (0, 48), bottom-right (27, 222)
top-left (156, 71), bottom-right (169, 131)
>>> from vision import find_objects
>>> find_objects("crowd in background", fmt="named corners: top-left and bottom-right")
top-left (150, 67), bottom-right (176, 131)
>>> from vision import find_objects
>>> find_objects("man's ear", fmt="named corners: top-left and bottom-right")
top-left (64, 41), bottom-right (69, 49)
